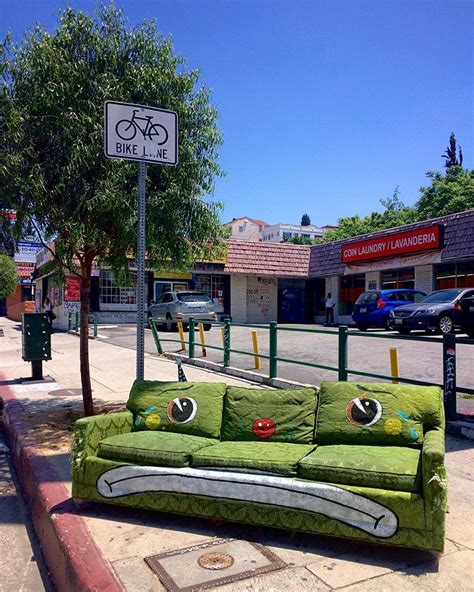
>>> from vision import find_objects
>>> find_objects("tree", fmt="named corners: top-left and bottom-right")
top-left (289, 235), bottom-right (313, 245)
top-left (416, 167), bottom-right (474, 220)
top-left (1, 5), bottom-right (224, 415)
top-left (301, 213), bottom-right (311, 226)
top-left (0, 254), bottom-right (17, 299)
top-left (442, 133), bottom-right (463, 169)
top-left (317, 188), bottom-right (416, 243)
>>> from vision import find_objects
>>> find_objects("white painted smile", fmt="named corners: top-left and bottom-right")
top-left (96, 466), bottom-right (398, 538)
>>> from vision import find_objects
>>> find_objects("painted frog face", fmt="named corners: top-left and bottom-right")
top-left (252, 418), bottom-right (276, 439)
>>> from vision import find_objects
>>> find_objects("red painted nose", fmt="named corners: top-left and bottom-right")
top-left (252, 418), bottom-right (276, 439)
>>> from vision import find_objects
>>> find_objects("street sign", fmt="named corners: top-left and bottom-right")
top-left (104, 100), bottom-right (178, 165)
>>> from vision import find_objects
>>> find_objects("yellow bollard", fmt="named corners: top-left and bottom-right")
top-left (221, 327), bottom-right (225, 347)
top-left (177, 321), bottom-right (186, 351)
top-left (390, 347), bottom-right (399, 384)
top-left (199, 322), bottom-right (207, 357)
top-left (252, 330), bottom-right (261, 369)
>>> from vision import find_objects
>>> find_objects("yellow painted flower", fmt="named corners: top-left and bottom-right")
top-left (384, 417), bottom-right (402, 435)
top-left (145, 413), bottom-right (161, 430)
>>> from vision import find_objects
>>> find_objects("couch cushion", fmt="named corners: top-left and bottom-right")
top-left (298, 444), bottom-right (422, 493)
top-left (97, 431), bottom-right (217, 467)
top-left (221, 386), bottom-right (318, 444)
top-left (192, 441), bottom-right (315, 477)
top-left (315, 382), bottom-right (443, 447)
top-left (127, 380), bottom-right (226, 439)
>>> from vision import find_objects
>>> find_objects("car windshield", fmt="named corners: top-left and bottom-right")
top-left (177, 293), bottom-right (211, 303)
top-left (421, 289), bottom-right (463, 304)
top-left (356, 292), bottom-right (379, 304)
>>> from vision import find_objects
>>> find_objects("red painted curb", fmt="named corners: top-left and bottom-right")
top-left (0, 378), bottom-right (122, 592)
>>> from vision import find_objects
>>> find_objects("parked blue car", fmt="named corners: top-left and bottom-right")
top-left (352, 289), bottom-right (426, 330)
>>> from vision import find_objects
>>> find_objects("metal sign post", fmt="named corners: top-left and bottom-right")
top-left (136, 161), bottom-right (147, 380)
top-left (104, 101), bottom-right (178, 381)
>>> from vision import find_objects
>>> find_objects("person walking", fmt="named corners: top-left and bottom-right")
top-left (324, 292), bottom-right (336, 326)
top-left (43, 296), bottom-right (55, 327)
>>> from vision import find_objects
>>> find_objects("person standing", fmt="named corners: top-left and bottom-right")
top-left (325, 292), bottom-right (336, 326)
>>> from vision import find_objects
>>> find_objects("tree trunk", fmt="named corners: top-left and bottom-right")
top-left (79, 254), bottom-right (94, 416)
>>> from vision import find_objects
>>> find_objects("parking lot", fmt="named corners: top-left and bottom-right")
top-left (98, 323), bottom-right (474, 416)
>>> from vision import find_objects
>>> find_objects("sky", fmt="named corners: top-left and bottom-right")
top-left (1, 0), bottom-right (473, 226)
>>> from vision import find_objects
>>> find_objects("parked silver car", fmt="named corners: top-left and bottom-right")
top-left (148, 291), bottom-right (217, 331)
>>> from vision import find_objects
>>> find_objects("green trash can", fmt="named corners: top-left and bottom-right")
top-left (22, 313), bottom-right (52, 379)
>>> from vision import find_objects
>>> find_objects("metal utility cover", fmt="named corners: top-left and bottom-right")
top-left (144, 538), bottom-right (286, 592)
top-left (104, 101), bottom-right (178, 165)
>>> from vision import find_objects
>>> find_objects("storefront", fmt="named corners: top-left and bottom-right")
top-left (308, 210), bottom-right (474, 324)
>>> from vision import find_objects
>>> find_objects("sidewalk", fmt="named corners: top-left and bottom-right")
top-left (1, 317), bottom-right (473, 592)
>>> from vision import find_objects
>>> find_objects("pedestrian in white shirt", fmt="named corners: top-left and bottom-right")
top-left (325, 292), bottom-right (335, 326)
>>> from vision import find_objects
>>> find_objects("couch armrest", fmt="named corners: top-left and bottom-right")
top-left (422, 426), bottom-right (448, 539)
top-left (72, 411), bottom-right (133, 472)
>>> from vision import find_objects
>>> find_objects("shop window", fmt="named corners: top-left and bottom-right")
top-left (339, 274), bottom-right (365, 315)
top-left (194, 274), bottom-right (225, 310)
top-left (435, 261), bottom-right (474, 289)
top-left (381, 268), bottom-right (415, 289)
top-left (99, 270), bottom-right (137, 308)
top-left (21, 286), bottom-right (33, 302)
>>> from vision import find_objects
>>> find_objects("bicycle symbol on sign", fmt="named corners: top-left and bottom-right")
top-left (115, 109), bottom-right (168, 145)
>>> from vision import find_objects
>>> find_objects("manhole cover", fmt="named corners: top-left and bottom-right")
top-left (197, 552), bottom-right (234, 570)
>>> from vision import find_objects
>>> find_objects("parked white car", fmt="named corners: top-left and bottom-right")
top-left (148, 291), bottom-right (217, 331)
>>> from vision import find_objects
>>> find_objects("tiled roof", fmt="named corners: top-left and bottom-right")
top-left (224, 239), bottom-right (310, 277)
top-left (309, 209), bottom-right (474, 277)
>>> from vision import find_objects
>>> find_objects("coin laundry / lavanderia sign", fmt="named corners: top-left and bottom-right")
top-left (342, 225), bottom-right (442, 263)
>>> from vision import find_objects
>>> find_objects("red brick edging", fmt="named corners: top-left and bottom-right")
top-left (0, 378), bottom-right (122, 592)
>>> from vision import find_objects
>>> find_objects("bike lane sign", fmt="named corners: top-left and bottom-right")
top-left (104, 100), bottom-right (178, 165)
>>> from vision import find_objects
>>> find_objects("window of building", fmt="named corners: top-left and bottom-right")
top-left (339, 274), bottom-right (366, 315)
top-left (194, 274), bottom-right (226, 310)
top-left (435, 261), bottom-right (474, 289)
top-left (282, 232), bottom-right (292, 241)
top-left (238, 225), bottom-right (244, 233)
top-left (381, 268), bottom-right (415, 289)
top-left (99, 270), bottom-right (137, 309)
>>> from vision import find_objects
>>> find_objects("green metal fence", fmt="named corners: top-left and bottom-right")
top-left (68, 311), bottom-right (98, 338)
top-left (149, 317), bottom-right (474, 420)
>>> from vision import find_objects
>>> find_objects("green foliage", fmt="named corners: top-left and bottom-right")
top-left (317, 188), bottom-right (416, 243)
top-left (416, 166), bottom-right (474, 220)
top-left (1, 4), bottom-right (225, 276)
top-left (289, 235), bottom-right (314, 245)
top-left (0, 254), bottom-right (17, 298)
top-left (301, 213), bottom-right (311, 226)
top-left (442, 133), bottom-right (463, 169)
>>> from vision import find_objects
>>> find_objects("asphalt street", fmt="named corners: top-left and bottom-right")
top-left (97, 323), bottom-right (474, 415)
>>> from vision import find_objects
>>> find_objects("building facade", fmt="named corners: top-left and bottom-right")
top-left (224, 217), bottom-right (269, 241)
top-left (307, 210), bottom-right (474, 324)
top-left (262, 223), bottom-right (325, 243)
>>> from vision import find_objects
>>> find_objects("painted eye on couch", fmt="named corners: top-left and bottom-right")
top-left (167, 397), bottom-right (198, 424)
top-left (346, 397), bottom-right (382, 427)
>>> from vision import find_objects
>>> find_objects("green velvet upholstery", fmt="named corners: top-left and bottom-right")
top-left (298, 445), bottom-right (422, 493)
top-left (98, 431), bottom-right (217, 467)
top-left (127, 380), bottom-right (226, 438)
top-left (192, 441), bottom-right (315, 476)
top-left (71, 381), bottom-right (447, 552)
top-left (315, 382), bottom-right (443, 446)
top-left (222, 386), bottom-right (318, 443)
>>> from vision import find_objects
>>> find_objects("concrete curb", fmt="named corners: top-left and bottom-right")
top-left (0, 377), bottom-right (122, 592)
top-left (161, 352), bottom-right (317, 390)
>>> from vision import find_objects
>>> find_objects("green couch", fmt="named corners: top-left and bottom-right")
top-left (71, 380), bottom-right (447, 552)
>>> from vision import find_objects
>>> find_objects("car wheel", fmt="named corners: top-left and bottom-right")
top-left (356, 324), bottom-right (368, 331)
top-left (398, 329), bottom-right (411, 335)
top-left (203, 323), bottom-right (212, 331)
top-left (437, 315), bottom-right (454, 334)
top-left (165, 313), bottom-right (175, 332)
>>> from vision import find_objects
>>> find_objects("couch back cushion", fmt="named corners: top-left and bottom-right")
top-left (127, 380), bottom-right (226, 439)
top-left (315, 382), bottom-right (443, 446)
top-left (221, 386), bottom-right (318, 444)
